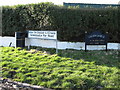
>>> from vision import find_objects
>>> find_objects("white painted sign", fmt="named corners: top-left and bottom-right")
top-left (28, 30), bottom-right (58, 54)
top-left (28, 31), bottom-right (57, 40)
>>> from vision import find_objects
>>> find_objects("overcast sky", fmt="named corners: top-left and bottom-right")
top-left (0, 0), bottom-right (120, 6)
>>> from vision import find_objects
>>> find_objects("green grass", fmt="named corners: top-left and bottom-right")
top-left (29, 46), bottom-right (119, 68)
top-left (59, 49), bottom-right (119, 68)
top-left (1, 47), bottom-right (120, 89)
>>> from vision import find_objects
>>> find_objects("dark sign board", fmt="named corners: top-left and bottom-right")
top-left (15, 32), bottom-right (26, 48)
top-left (85, 31), bottom-right (108, 51)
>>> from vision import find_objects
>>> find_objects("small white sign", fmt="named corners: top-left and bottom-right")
top-left (28, 30), bottom-right (57, 40)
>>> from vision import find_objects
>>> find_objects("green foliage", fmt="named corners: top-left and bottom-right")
top-left (48, 6), bottom-right (119, 42)
top-left (58, 49), bottom-right (119, 68)
top-left (2, 2), bottom-right (54, 36)
top-left (2, 3), bottom-right (120, 42)
top-left (29, 46), bottom-right (119, 68)
top-left (1, 47), bottom-right (120, 89)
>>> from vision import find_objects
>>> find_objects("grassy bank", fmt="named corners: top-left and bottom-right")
top-left (30, 46), bottom-right (119, 68)
top-left (1, 47), bottom-right (120, 89)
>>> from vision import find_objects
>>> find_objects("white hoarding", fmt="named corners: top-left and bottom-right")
top-left (28, 31), bottom-right (57, 40)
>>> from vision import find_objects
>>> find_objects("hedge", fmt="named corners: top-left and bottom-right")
top-left (2, 3), bottom-right (120, 42)
top-left (2, 2), bottom-right (53, 36)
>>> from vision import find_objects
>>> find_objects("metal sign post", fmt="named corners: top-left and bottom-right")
top-left (55, 32), bottom-right (58, 54)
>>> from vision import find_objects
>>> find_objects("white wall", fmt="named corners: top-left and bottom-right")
top-left (0, 36), bottom-right (15, 47)
top-left (0, 36), bottom-right (119, 50)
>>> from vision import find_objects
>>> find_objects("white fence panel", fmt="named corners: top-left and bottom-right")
top-left (0, 36), bottom-right (119, 50)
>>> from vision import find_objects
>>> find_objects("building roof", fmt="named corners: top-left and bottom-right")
top-left (63, 2), bottom-right (120, 8)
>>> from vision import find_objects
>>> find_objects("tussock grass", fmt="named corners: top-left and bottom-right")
top-left (1, 47), bottom-right (120, 89)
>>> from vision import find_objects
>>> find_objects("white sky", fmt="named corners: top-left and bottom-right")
top-left (0, 0), bottom-right (120, 6)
